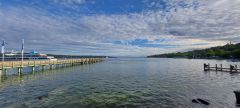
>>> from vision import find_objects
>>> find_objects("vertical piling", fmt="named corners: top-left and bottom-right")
top-left (50, 65), bottom-right (53, 70)
top-left (230, 65), bottom-right (234, 73)
top-left (204, 63), bottom-right (207, 71)
top-left (215, 64), bottom-right (218, 71)
top-left (18, 67), bottom-right (22, 75)
top-left (220, 64), bottom-right (222, 71)
top-left (235, 65), bottom-right (238, 72)
top-left (32, 66), bottom-right (35, 72)
top-left (4, 68), bottom-right (7, 75)
top-left (42, 65), bottom-right (45, 71)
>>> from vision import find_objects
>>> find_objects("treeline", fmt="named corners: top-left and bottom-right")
top-left (148, 43), bottom-right (240, 59)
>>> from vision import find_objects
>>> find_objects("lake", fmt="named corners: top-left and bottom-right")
top-left (0, 58), bottom-right (240, 108)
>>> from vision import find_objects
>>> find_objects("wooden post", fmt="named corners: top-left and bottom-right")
top-left (230, 65), bottom-right (234, 73)
top-left (204, 63), bottom-right (207, 71)
top-left (215, 64), bottom-right (218, 71)
top-left (32, 66), bottom-right (35, 72)
top-left (18, 67), bottom-right (22, 74)
top-left (12, 62), bottom-right (14, 68)
top-left (220, 64), bottom-right (222, 71)
top-left (235, 65), bottom-right (238, 72)
top-left (4, 68), bottom-right (7, 75)
top-left (42, 65), bottom-right (45, 71)
top-left (50, 65), bottom-right (53, 70)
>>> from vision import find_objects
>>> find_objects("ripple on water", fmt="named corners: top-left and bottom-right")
top-left (0, 58), bottom-right (240, 108)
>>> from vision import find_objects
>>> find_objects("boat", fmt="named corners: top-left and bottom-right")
top-left (0, 51), bottom-right (57, 61)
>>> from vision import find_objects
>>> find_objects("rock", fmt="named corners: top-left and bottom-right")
top-left (192, 99), bottom-right (199, 103)
top-left (36, 93), bottom-right (49, 100)
top-left (234, 90), bottom-right (240, 104)
top-left (197, 98), bottom-right (210, 105)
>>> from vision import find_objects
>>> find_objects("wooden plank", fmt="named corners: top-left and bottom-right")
top-left (204, 63), bottom-right (239, 73)
top-left (0, 58), bottom-right (103, 71)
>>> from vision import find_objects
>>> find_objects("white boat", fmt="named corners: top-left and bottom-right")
top-left (0, 51), bottom-right (56, 61)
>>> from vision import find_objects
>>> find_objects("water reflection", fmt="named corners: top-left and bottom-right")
top-left (0, 58), bottom-right (240, 108)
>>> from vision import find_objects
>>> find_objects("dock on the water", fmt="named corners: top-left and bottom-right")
top-left (204, 63), bottom-right (240, 73)
top-left (0, 58), bottom-right (103, 75)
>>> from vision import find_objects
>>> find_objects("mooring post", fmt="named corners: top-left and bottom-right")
top-left (215, 64), bottom-right (218, 71)
top-left (12, 62), bottom-right (14, 68)
top-left (235, 65), bottom-right (238, 72)
top-left (32, 66), bottom-right (35, 72)
top-left (230, 65), bottom-right (234, 73)
top-left (220, 64), bottom-right (223, 71)
top-left (4, 68), bottom-right (7, 75)
top-left (204, 63), bottom-right (207, 71)
top-left (18, 67), bottom-right (22, 74)
top-left (42, 65), bottom-right (45, 71)
top-left (50, 65), bottom-right (53, 70)
top-left (234, 90), bottom-right (240, 105)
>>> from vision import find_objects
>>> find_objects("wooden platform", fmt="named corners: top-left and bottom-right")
top-left (0, 58), bottom-right (103, 74)
top-left (204, 63), bottom-right (240, 73)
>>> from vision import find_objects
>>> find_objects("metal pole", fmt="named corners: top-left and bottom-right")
top-left (2, 50), bottom-right (4, 74)
top-left (21, 39), bottom-right (24, 67)
top-left (1, 40), bottom-right (5, 74)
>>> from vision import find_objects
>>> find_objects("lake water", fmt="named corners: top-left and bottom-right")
top-left (0, 58), bottom-right (240, 108)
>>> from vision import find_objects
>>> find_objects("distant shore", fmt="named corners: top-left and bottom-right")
top-left (147, 56), bottom-right (240, 62)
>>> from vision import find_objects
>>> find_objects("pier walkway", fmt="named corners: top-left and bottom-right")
top-left (204, 63), bottom-right (240, 73)
top-left (0, 58), bottom-right (103, 75)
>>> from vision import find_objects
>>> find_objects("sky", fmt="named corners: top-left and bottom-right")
top-left (0, 0), bottom-right (240, 56)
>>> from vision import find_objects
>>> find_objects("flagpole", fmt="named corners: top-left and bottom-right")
top-left (21, 39), bottom-right (24, 67)
top-left (1, 40), bottom-right (5, 74)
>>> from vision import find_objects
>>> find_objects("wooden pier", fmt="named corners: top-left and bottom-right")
top-left (204, 63), bottom-right (240, 73)
top-left (0, 58), bottom-right (103, 75)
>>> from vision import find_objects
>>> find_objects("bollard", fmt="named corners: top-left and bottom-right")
top-left (234, 90), bottom-right (240, 104)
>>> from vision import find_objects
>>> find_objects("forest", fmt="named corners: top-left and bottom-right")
top-left (148, 43), bottom-right (240, 59)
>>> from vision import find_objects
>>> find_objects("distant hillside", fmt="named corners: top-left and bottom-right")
top-left (148, 43), bottom-right (240, 59)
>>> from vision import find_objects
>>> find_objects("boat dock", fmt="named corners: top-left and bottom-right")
top-left (0, 58), bottom-right (103, 75)
top-left (204, 63), bottom-right (240, 73)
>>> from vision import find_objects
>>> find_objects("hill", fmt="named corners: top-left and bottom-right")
top-left (147, 43), bottom-right (240, 59)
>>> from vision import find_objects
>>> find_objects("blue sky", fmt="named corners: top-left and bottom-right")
top-left (0, 0), bottom-right (240, 56)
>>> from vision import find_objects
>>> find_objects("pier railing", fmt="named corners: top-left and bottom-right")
top-left (204, 63), bottom-right (240, 73)
top-left (0, 58), bottom-right (103, 75)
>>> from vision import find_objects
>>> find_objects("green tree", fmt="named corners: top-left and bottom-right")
top-left (206, 49), bottom-right (215, 57)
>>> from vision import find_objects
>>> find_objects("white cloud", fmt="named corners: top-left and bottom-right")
top-left (53, 0), bottom-right (86, 5)
top-left (0, 0), bottom-right (240, 56)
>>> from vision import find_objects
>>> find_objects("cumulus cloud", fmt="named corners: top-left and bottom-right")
top-left (0, 0), bottom-right (239, 56)
top-left (53, 0), bottom-right (86, 5)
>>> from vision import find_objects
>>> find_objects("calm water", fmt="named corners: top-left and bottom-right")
top-left (0, 58), bottom-right (240, 108)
